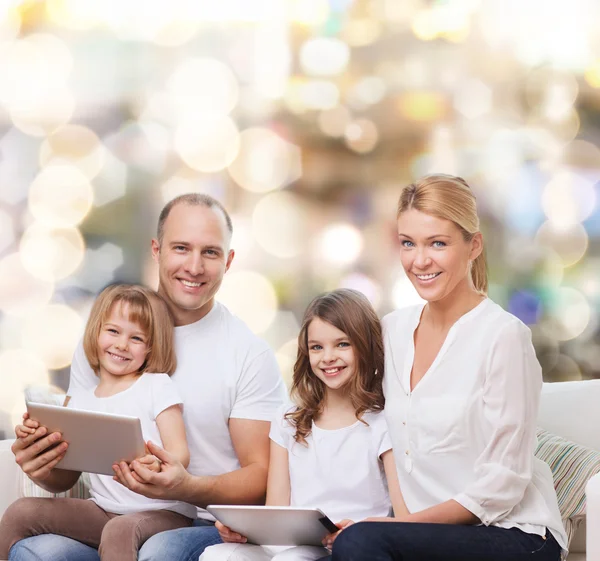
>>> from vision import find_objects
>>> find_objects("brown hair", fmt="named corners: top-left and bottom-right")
top-left (286, 289), bottom-right (385, 445)
top-left (157, 193), bottom-right (233, 245)
top-left (83, 284), bottom-right (177, 376)
top-left (397, 174), bottom-right (487, 294)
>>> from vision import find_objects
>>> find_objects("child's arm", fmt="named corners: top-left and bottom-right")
top-left (382, 450), bottom-right (409, 518)
top-left (154, 404), bottom-right (190, 468)
top-left (265, 439), bottom-right (291, 506)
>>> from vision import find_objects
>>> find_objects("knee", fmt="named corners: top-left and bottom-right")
top-left (101, 515), bottom-right (142, 545)
top-left (331, 522), bottom-right (374, 560)
top-left (199, 543), bottom-right (238, 561)
top-left (3, 498), bottom-right (45, 528)
top-left (137, 531), bottom-right (169, 561)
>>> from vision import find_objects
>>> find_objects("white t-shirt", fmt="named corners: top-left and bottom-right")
top-left (69, 301), bottom-right (286, 520)
top-left (68, 373), bottom-right (196, 517)
top-left (270, 404), bottom-right (392, 523)
top-left (382, 298), bottom-right (567, 552)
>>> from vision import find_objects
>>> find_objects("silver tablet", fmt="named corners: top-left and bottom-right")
top-left (206, 505), bottom-right (338, 546)
top-left (26, 402), bottom-right (146, 476)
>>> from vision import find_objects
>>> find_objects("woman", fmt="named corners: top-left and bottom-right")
top-left (330, 175), bottom-right (567, 561)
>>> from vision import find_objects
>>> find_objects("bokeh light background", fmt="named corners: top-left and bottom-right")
top-left (1, 0), bottom-right (600, 435)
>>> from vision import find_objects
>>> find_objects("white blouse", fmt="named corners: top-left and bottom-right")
top-left (382, 298), bottom-right (567, 551)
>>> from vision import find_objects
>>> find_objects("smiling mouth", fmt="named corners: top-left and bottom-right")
top-left (107, 351), bottom-right (129, 362)
top-left (179, 279), bottom-right (205, 288)
top-left (322, 366), bottom-right (346, 376)
top-left (415, 272), bottom-right (441, 281)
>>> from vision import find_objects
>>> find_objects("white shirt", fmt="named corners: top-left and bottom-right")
top-left (270, 404), bottom-right (392, 522)
top-left (382, 299), bottom-right (567, 551)
top-left (68, 373), bottom-right (196, 517)
top-left (69, 301), bottom-right (286, 520)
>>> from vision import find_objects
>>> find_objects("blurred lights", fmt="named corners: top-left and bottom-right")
top-left (289, 0), bottom-right (329, 26)
top-left (535, 221), bottom-right (589, 268)
top-left (217, 271), bottom-right (278, 334)
top-left (344, 119), bottom-right (379, 154)
top-left (19, 224), bottom-right (85, 281)
top-left (0, 350), bottom-right (49, 415)
top-left (299, 37), bottom-right (350, 77)
top-left (454, 79), bottom-right (492, 119)
top-left (0, 208), bottom-right (14, 254)
top-left (318, 106), bottom-right (351, 138)
top-left (21, 304), bottom-right (83, 369)
top-left (174, 116), bottom-right (240, 173)
top-left (0, 253), bottom-right (54, 316)
top-left (339, 273), bottom-right (381, 309)
top-left (167, 58), bottom-right (239, 119)
top-left (28, 165), bottom-right (94, 228)
top-left (40, 125), bottom-right (105, 180)
top-left (252, 192), bottom-right (307, 259)
top-left (299, 80), bottom-right (340, 111)
top-left (541, 171), bottom-right (596, 228)
top-left (541, 287), bottom-right (591, 341)
top-left (318, 223), bottom-right (363, 265)
top-left (228, 128), bottom-right (302, 193)
top-left (399, 92), bottom-right (446, 122)
top-left (348, 76), bottom-right (387, 109)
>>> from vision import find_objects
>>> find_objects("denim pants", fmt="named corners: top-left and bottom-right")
top-left (330, 522), bottom-right (562, 561)
top-left (8, 518), bottom-right (221, 561)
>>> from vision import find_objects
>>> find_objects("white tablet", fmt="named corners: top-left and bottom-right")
top-left (206, 505), bottom-right (338, 546)
top-left (26, 402), bottom-right (146, 476)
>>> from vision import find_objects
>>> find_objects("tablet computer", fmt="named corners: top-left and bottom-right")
top-left (26, 402), bottom-right (146, 476)
top-left (206, 505), bottom-right (338, 546)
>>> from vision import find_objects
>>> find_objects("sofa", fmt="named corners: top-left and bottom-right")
top-left (0, 380), bottom-right (599, 560)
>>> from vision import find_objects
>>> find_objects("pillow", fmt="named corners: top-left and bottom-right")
top-left (20, 471), bottom-right (90, 500)
top-left (535, 428), bottom-right (600, 545)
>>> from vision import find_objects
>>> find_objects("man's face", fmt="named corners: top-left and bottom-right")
top-left (151, 204), bottom-right (234, 326)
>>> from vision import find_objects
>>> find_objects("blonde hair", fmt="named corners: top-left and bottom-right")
top-left (397, 174), bottom-right (487, 294)
top-left (83, 284), bottom-right (177, 376)
top-left (286, 289), bottom-right (385, 445)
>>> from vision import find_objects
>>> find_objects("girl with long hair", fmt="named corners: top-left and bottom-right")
top-left (201, 288), bottom-right (407, 561)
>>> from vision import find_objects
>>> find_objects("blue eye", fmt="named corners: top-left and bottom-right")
top-left (401, 240), bottom-right (414, 248)
top-left (132, 336), bottom-right (145, 342)
top-left (107, 328), bottom-right (118, 334)
top-left (310, 345), bottom-right (323, 351)
top-left (432, 241), bottom-right (446, 248)
top-left (338, 341), bottom-right (351, 348)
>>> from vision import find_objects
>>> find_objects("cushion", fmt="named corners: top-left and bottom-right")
top-left (20, 472), bottom-right (90, 500)
top-left (536, 428), bottom-right (600, 545)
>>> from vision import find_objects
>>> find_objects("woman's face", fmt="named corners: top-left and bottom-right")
top-left (397, 208), bottom-right (482, 303)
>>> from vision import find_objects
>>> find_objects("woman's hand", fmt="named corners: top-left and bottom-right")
top-left (129, 454), bottom-right (161, 482)
top-left (215, 520), bottom-right (247, 544)
top-left (322, 519), bottom-right (355, 549)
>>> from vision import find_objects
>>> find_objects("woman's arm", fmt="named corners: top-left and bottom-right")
top-left (265, 439), bottom-right (291, 506)
top-left (155, 404), bottom-right (190, 468)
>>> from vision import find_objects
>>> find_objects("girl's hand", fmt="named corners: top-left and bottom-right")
top-left (129, 454), bottom-right (160, 482)
top-left (215, 520), bottom-right (247, 544)
top-left (15, 417), bottom-right (38, 439)
top-left (322, 519), bottom-right (354, 549)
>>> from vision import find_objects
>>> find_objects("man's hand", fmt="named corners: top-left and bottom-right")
top-left (129, 453), bottom-right (161, 483)
top-left (322, 519), bottom-right (355, 549)
top-left (113, 440), bottom-right (191, 501)
top-left (215, 520), bottom-right (247, 544)
top-left (12, 412), bottom-right (68, 481)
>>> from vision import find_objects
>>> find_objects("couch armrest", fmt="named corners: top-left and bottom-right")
top-left (0, 439), bottom-right (20, 519)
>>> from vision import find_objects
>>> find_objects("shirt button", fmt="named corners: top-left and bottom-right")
top-left (402, 421), bottom-right (406, 426)
top-left (405, 449), bottom-right (410, 455)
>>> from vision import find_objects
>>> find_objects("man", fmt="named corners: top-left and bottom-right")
top-left (10, 194), bottom-right (286, 561)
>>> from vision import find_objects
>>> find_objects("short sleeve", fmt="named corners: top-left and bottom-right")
top-left (148, 374), bottom-right (184, 419)
top-left (269, 403), bottom-right (296, 450)
top-left (369, 412), bottom-right (393, 458)
top-left (67, 339), bottom-right (97, 395)
top-left (230, 348), bottom-right (286, 421)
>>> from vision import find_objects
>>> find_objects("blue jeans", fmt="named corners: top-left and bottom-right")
top-left (8, 519), bottom-right (221, 561)
top-left (331, 522), bottom-right (562, 561)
